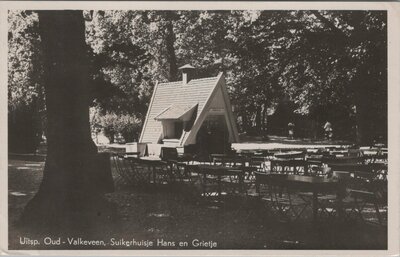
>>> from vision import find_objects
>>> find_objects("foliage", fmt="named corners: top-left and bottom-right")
top-left (8, 11), bottom-right (43, 109)
top-left (8, 11), bottom-right (45, 152)
top-left (278, 11), bottom-right (387, 142)
top-left (117, 114), bottom-right (142, 143)
top-left (8, 10), bottom-right (387, 145)
top-left (85, 10), bottom-right (177, 119)
top-left (90, 108), bottom-right (142, 143)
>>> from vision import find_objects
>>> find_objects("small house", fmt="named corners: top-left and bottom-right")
top-left (139, 65), bottom-right (239, 155)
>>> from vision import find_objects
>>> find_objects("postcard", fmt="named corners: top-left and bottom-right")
top-left (0, 1), bottom-right (399, 256)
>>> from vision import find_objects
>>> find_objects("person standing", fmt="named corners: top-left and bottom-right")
top-left (323, 121), bottom-right (333, 140)
top-left (288, 122), bottom-right (295, 139)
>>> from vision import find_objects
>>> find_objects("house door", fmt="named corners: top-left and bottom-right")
top-left (196, 115), bottom-right (230, 155)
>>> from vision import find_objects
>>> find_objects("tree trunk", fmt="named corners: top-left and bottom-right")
top-left (241, 112), bottom-right (248, 133)
top-left (20, 11), bottom-right (114, 230)
top-left (165, 13), bottom-right (178, 81)
top-left (255, 106), bottom-right (262, 133)
top-left (353, 67), bottom-right (375, 145)
top-left (262, 104), bottom-right (268, 136)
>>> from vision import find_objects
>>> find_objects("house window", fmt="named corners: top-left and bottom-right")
top-left (174, 121), bottom-right (183, 138)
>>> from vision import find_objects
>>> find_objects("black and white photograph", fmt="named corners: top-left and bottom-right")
top-left (2, 1), bottom-right (399, 254)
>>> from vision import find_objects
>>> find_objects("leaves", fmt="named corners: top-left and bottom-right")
top-left (8, 11), bottom-right (43, 110)
top-left (9, 10), bottom-right (387, 142)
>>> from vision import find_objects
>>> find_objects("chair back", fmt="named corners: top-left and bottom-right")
top-left (249, 156), bottom-right (266, 172)
top-left (270, 159), bottom-right (308, 175)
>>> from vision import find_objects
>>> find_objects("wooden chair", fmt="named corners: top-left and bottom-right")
top-left (142, 159), bottom-right (174, 185)
top-left (169, 161), bottom-right (195, 184)
top-left (112, 154), bottom-right (153, 188)
top-left (255, 172), bottom-right (311, 221)
top-left (270, 159), bottom-right (309, 175)
top-left (196, 167), bottom-right (225, 198)
top-left (111, 154), bottom-right (133, 185)
top-left (315, 171), bottom-right (387, 226)
top-left (306, 155), bottom-right (324, 176)
top-left (255, 149), bottom-right (276, 160)
top-left (345, 189), bottom-right (387, 227)
top-left (211, 154), bottom-right (235, 167)
top-left (248, 156), bottom-right (266, 172)
top-left (328, 163), bottom-right (375, 184)
top-left (368, 163), bottom-right (388, 181)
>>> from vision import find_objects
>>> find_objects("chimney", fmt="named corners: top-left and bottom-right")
top-left (178, 64), bottom-right (195, 85)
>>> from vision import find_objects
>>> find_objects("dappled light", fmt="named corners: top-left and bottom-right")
top-left (7, 7), bottom-right (390, 251)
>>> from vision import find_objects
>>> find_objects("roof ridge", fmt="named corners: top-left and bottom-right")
top-left (158, 81), bottom-right (182, 86)
top-left (158, 76), bottom-right (218, 86)
top-left (189, 76), bottom-right (218, 82)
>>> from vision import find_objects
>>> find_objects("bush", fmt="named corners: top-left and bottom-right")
top-left (116, 114), bottom-right (142, 143)
top-left (90, 108), bottom-right (142, 144)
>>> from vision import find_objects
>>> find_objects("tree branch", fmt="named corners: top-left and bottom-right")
top-left (311, 11), bottom-right (347, 36)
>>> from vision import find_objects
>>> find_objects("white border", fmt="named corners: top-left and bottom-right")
top-left (0, 1), bottom-right (399, 256)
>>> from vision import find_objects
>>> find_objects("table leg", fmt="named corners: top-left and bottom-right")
top-left (152, 166), bottom-right (156, 185)
top-left (218, 175), bottom-right (222, 199)
top-left (239, 174), bottom-right (244, 194)
top-left (202, 173), bottom-right (207, 196)
top-left (255, 179), bottom-right (260, 199)
top-left (313, 190), bottom-right (318, 222)
top-left (336, 187), bottom-right (344, 220)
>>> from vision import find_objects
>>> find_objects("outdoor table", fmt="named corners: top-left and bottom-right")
top-left (328, 163), bottom-right (370, 171)
top-left (210, 154), bottom-right (248, 167)
top-left (306, 148), bottom-right (321, 154)
top-left (255, 172), bottom-right (343, 221)
top-left (362, 149), bottom-right (379, 156)
top-left (361, 148), bottom-right (387, 164)
top-left (237, 149), bottom-right (256, 157)
top-left (188, 164), bottom-right (245, 198)
top-left (329, 149), bottom-right (360, 157)
top-left (274, 151), bottom-right (304, 159)
top-left (125, 156), bottom-right (176, 184)
top-left (177, 153), bottom-right (194, 162)
top-left (253, 149), bottom-right (277, 158)
top-left (328, 163), bottom-right (376, 180)
top-left (210, 153), bottom-right (232, 162)
top-left (306, 154), bottom-right (324, 160)
top-left (325, 156), bottom-right (362, 164)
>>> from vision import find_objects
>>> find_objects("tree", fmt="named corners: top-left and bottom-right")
top-left (9, 10), bottom-right (387, 146)
top-left (225, 11), bottom-right (300, 133)
top-left (85, 11), bottom-right (154, 119)
top-left (85, 10), bottom-right (179, 119)
top-left (8, 11), bottom-right (44, 153)
top-left (280, 11), bottom-right (387, 143)
top-left (20, 11), bottom-right (114, 229)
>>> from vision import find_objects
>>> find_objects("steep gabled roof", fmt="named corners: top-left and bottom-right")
top-left (154, 104), bottom-right (197, 120)
top-left (140, 75), bottom-right (220, 144)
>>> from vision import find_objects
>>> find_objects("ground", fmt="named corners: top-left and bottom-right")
top-left (8, 140), bottom-right (387, 250)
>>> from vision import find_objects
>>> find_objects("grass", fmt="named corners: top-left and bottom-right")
top-left (8, 150), bottom-right (387, 250)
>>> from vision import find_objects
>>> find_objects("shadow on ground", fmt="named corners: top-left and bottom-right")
top-left (8, 155), bottom-right (387, 250)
